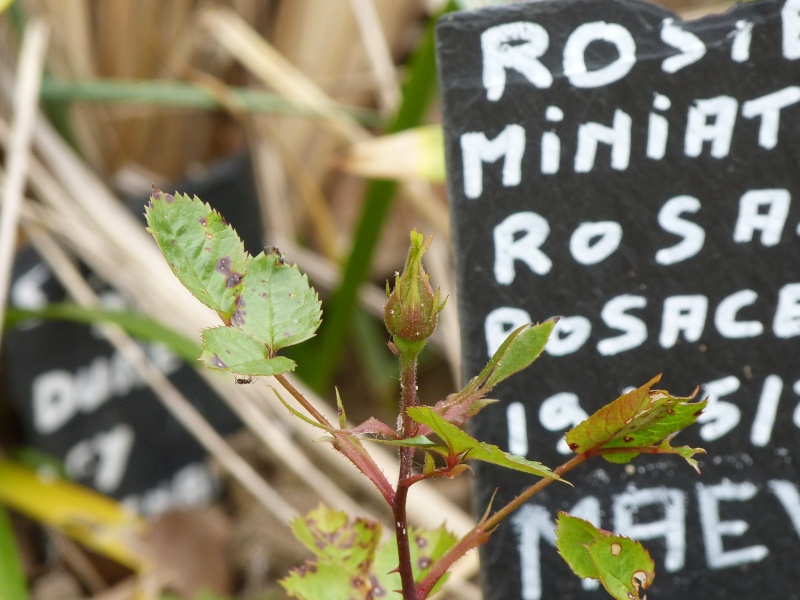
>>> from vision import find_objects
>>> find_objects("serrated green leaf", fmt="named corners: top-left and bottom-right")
top-left (481, 320), bottom-right (556, 389)
top-left (290, 505), bottom-right (381, 572)
top-left (556, 513), bottom-right (654, 600)
top-left (233, 252), bottom-right (322, 354)
top-left (555, 512), bottom-right (605, 580)
top-left (565, 375), bottom-right (706, 466)
top-left (200, 327), bottom-right (295, 376)
top-left (430, 320), bottom-right (554, 429)
top-left (145, 191), bottom-right (249, 319)
top-left (587, 535), bottom-right (654, 600)
top-left (281, 560), bottom-right (372, 600)
top-left (407, 407), bottom-right (563, 482)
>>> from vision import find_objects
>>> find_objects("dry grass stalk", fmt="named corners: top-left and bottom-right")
top-left (0, 18), bottom-right (49, 345)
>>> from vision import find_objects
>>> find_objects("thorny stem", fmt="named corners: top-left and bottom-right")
top-left (273, 373), bottom-right (332, 428)
top-left (415, 453), bottom-right (588, 599)
top-left (273, 373), bottom-right (395, 504)
top-left (395, 352), bottom-right (419, 600)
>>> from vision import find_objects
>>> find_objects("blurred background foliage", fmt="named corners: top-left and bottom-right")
top-left (0, 0), bottom-right (731, 598)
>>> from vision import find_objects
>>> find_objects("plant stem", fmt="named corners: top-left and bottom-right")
top-left (482, 453), bottom-right (587, 531)
top-left (395, 352), bottom-right (419, 599)
top-left (273, 373), bottom-right (396, 504)
top-left (415, 453), bottom-right (588, 599)
top-left (273, 373), bottom-right (332, 428)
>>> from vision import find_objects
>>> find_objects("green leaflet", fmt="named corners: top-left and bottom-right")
top-left (280, 505), bottom-right (456, 600)
top-left (432, 320), bottom-right (555, 428)
top-left (145, 191), bottom-right (249, 321)
top-left (234, 252), bottom-right (321, 354)
top-left (407, 407), bottom-right (564, 482)
top-left (146, 191), bottom-right (321, 379)
top-left (290, 505), bottom-right (381, 572)
top-left (565, 375), bottom-right (706, 469)
top-left (200, 327), bottom-right (296, 376)
top-left (481, 320), bottom-right (556, 390)
top-left (556, 513), bottom-right (654, 600)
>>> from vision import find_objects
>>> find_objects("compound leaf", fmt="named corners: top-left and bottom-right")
top-left (290, 505), bottom-right (381, 572)
top-left (145, 191), bottom-right (248, 320)
top-left (565, 375), bottom-right (706, 467)
top-left (200, 326), bottom-right (295, 376)
top-left (407, 407), bottom-right (562, 482)
top-left (233, 251), bottom-right (322, 354)
top-left (556, 513), bottom-right (654, 600)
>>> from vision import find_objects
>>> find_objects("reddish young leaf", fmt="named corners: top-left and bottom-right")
top-left (565, 375), bottom-right (706, 469)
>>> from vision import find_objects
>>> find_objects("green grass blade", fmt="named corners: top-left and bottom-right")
top-left (303, 1), bottom-right (458, 392)
top-left (0, 505), bottom-right (27, 600)
top-left (39, 77), bottom-right (383, 127)
top-left (4, 303), bottom-right (201, 363)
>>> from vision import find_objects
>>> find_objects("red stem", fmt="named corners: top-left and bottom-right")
top-left (395, 352), bottom-right (418, 600)
top-left (415, 453), bottom-right (588, 599)
top-left (274, 373), bottom-right (395, 504)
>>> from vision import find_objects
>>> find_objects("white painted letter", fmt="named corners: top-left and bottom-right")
top-left (782, 0), bottom-right (800, 59)
top-left (699, 376), bottom-right (741, 441)
top-left (614, 486), bottom-right (687, 572)
top-left (33, 370), bottom-right (76, 434)
top-left (741, 87), bottom-right (800, 150)
top-left (768, 480), bottom-right (800, 537)
top-left (774, 282), bottom-right (800, 338)
top-left (539, 392), bottom-right (588, 454)
top-left (696, 480), bottom-right (768, 569)
top-left (575, 109), bottom-right (632, 172)
top-left (751, 375), bottom-right (783, 447)
top-left (647, 93), bottom-right (671, 160)
top-left (546, 316), bottom-right (592, 356)
top-left (685, 96), bottom-right (738, 158)
top-left (485, 306), bottom-right (531, 357)
top-left (714, 289), bottom-right (763, 338)
top-left (731, 20), bottom-right (753, 62)
top-left (598, 294), bottom-right (647, 356)
top-left (660, 294), bottom-right (708, 348)
top-left (512, 504), bottom-right (555, 600)
top-left (569, 221), bottom-right (622, 265)
top-left (508, 402), bottom-right (529, 456)
top-left (661, 18), bottom-right (706, 73)
top-left (563, 22), bottom-right (636, 88)
top-left (655, 195), bottom-right (705, 265)
top-left (494, 211), bottom-right (551, 283)
top-left (482, 22), bottom-right (552, 101)
top-left (734, 188), bottom-right (790, 247)
top-left (461, 124), bottom-right (526, 199)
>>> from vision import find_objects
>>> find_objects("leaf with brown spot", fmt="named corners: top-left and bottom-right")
top-left (200, 327), bottom-right (295, 376)
top-left (145, 191), bottom-right (248, 321)
top-left (235, 252), bottom-right (322, 354)
top-left (556, 513), bottom-right (654, 600)
top-left (564, 375), bottom-right (706, 469)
